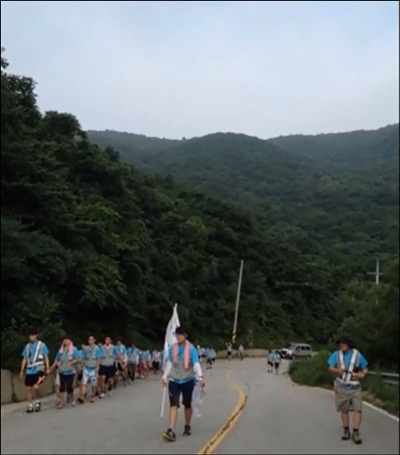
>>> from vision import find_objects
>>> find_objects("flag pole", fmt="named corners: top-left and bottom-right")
top-left (161, 303), bottom-right (180, 417)
top-left (232, 260), bottom-right (244, 343)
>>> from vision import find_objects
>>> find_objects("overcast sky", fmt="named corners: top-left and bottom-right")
top-left (1, 1), bottom-right (398, 139)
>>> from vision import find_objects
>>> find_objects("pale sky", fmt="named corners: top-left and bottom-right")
top-left (1, 1), bottom-right (399, 139)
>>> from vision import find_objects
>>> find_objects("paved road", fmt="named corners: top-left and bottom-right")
top-left (1, 359), bottom-right (398, 454)
top-left (215, 360), bottom-right (399, 455)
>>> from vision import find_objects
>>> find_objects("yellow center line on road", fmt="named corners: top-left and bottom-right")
top-left (197, 370), bottom-right (246, 455)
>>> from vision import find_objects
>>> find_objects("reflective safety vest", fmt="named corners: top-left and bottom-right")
top-left (336, 349), bottom-right (360, 388)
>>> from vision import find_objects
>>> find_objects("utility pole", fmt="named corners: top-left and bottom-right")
top-left (232, 260), bottom-right (244, 344)
top-left (367, 259), bottom-right (383, 305)
top-left (367, 259), bottom-right (383, 286)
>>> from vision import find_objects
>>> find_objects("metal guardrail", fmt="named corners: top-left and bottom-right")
top-left (369, 371), bottom-right (399, 386)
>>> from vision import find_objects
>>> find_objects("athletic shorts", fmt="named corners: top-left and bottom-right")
top-left (336, 386), bottom-right (362, 412)
top-left (82, 368), bottom-right (98, 386)
top-left (77, 371), bottom-right (83, 382)
top-left (99, 365), bottom-right (115, 379)
top-left (25, 371), bottom-right (45, 387)
top-left (268, 361), bottom-right (273, 366)
top-left (274, 362), bottom-right (280, 368)
top-left (207, 358), bottom-right (213, 364)
top-left (152, 360), bottom-right (160, 370)
top-left (168, 379), bottom-right (195, 408)
top-left (117, 362), bottom-right (125, 372)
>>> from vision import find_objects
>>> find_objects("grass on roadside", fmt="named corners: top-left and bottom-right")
top-left (289, 352), bottom-right (399, 416)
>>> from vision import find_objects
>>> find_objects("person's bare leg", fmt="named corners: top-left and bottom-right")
top-left (169, 405), bottom-right (178, 429)
top-left (184, 406), bottom-right (192, 426)
top-left (34, 384), bottom-right (41, 400)
top-left (341, 411), bottom-right (349, 428)
top-left (353, 411), bottom-right (361, 430)
top-left (27, 387), bottom-right (33, 403)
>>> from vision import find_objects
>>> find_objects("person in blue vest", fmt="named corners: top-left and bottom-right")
top-left (162, 326), bottom-right (204, 442)
top-left (50, 336), bottom-right (80, 408)
top-left (273, 350), bottom-right (281, 374)
top-left (327, 335), bottom-right (368, 445)
top-left (267, 350), bottom-right (274, 373)
top-left (19, 328), bottom-right (50, 413)
top-left (78, 335), bottom-right (102, 403)
top-left (115, 337), bottom-right (128, 387)
top-left (127, 343), bottom-right (138, 383)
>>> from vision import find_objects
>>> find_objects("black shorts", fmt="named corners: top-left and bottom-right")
top-left (25, 371), bottom-right (45, 387)
top-left (59, 374), bottom-right (74, 393)
top-left (227, 351), bottom-right (232, 356)
top-left (117, 362), bottom-right (125, 372)
top-left (168, 379), bottom-right (195, 408)
top-left (77, 372), bottom-right (83, 381)
top-left (152, 360), bottom-right (160, 371)
top-left (99, 365), bottom-right (115, 379)
top-left (207, 358), bottom-right (213, 364)
top-left (274, 362), bottom-right (280, 368)
top-left (268, 361), bottom-right (273, 366)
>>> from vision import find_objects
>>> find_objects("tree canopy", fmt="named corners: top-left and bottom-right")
top-left (2, 51), bottom-right (398, 371)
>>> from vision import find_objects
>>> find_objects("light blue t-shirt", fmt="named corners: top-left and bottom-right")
top-left (115, 344), bottom-right (128, 361)
top-left (143, 350), bottom-right (151, 361)
top-left (327, 349), bottom-right (368, 389)
top-left (55, 347), bottom-right (79, 375)
top-left (267, 352), bottom-right (274, 362)
top-left (273, 353), bottom-right (281, 363)
top-left (168, 343), bottom-right (199, 384)
top-left (22, 341), bottom-right (49, 375)
top-left (82, 345), bottom-right (102, 371)
top-left (127, 347), bottom-right (138, 364)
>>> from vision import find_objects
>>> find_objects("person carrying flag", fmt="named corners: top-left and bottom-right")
top-left (161, 326), bottom-right (204, 442)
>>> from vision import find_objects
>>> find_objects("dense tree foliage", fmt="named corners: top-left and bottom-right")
top-left (88, 126), bottom-right (399, 280)
top-left (2, 53), bottom-right (398, 371)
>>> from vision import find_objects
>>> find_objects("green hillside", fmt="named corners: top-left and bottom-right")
top-left (2, 51), bottom-right (398, 371)
top-left (88, 127), bottom-right (399, 278)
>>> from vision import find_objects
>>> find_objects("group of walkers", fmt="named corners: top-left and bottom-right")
top-left (19, 327), bottom-right (368, 445)
top-left (267, 349), bottom-right (281, 374)
top-left (19, 329), bottom-right (163, 413)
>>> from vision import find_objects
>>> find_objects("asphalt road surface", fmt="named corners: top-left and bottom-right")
top-left (1, 359), bottom-right (398, 454)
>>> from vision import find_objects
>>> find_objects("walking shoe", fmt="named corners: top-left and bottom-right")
top-left (183, 425), bottom-right (191, 437)
top-left (26, 404), bottom-right (34, 414)
top-left (352, 431), bottom-right (362, 444)
top-left (34, 402), bottom-right (41, 412)
top-left (162, 428), bottom-right (176, 442)
top-left (341, 429), bottom-right (351, 440)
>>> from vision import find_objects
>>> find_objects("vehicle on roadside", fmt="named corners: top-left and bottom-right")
top-left (281, 343), bottom-right (312, 360)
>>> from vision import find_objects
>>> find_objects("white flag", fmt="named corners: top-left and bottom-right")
top-left (163, 303), bottom-right (180, 370)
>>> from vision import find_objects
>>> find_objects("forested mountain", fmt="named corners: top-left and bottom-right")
top-left (88, 127), bottom-right (399, 279)
top-left (2, 52), bottom-right (398, 371)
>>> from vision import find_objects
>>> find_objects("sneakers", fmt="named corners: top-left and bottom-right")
top-left (341, 429), bottom-right (362, 444)
top-left (183, 425), bottom-right (191, 437)
top-left (352, 431), bottom-right (362, 444)
top-left (26, 404), bottom-right (34, 414)
top-left (341, 429), bottom-right (351, 440)
top-left (34, 402), bottom-right (41, 412)
top-left (162, 428), bottom-right (176, 442)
